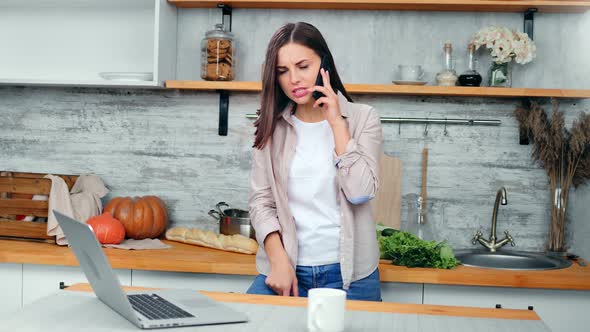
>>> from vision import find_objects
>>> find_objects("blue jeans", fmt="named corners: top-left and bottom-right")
top-left (246, 263), bottom-right (382, 301)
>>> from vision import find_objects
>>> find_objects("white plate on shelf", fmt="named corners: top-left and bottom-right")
top-left (392, 80), bottom-right (428, 86)
top-left (99, 72), bottom-right (153, 82)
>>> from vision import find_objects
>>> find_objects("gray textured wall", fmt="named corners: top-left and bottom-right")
top-left (178, 9), bottom-right (590, 88)
top-left (1, 8), bottom-right (589, 258)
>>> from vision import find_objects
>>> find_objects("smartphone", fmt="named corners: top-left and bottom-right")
top-left (312, 56), bottom-right (331, 100)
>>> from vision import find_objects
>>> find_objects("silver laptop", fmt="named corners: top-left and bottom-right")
top-left (53, 210), bottom-right (249, 329)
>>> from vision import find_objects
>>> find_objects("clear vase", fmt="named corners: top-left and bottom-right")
top-left (547, 185), bottom-right (568, 252)
top-left (488, 62), bottom-right (511, 87)
top-left (404, 194), bottom-right (434, 241)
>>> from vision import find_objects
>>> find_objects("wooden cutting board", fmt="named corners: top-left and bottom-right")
top-left (371, 154), bottom-right (402, 229)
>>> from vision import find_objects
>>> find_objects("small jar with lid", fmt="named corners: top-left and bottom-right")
top-left (201, 23), bottom-right (235, 81)
top-left (435, 41), bottom-right (458, 86)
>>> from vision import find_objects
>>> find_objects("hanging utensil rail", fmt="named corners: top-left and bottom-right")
top-left (380, 117), bottom-right (500, 125)
top-left (245, 114), bottom-right (501, 126)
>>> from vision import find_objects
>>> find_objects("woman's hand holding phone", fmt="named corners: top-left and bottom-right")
top-left (308, 68), bottom-right (345, 128)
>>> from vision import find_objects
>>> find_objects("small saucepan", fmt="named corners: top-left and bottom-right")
top-left (208, 201), bottom-right (256, 240)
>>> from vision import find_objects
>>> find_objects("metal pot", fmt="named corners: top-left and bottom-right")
top-left (208, 202), bottom-right (255, 240)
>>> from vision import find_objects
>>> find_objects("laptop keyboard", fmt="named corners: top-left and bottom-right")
top-left (128, 294), bottom-right (195, 320)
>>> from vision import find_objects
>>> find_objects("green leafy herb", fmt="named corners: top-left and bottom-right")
top-left (378, 231), bottom-right (460, 269)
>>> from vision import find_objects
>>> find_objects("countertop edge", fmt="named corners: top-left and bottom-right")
top-left (1, 239), bottom-right (588, 291)
top-left (65, 283), bottom-right (541, 321)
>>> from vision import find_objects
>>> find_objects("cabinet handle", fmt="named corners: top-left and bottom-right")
top-left (495, 304), bottom-right (502, 309)
top-left (528, 306), bottom-right (534, 310)
top-left (59, 281), bottom-right (69, 290)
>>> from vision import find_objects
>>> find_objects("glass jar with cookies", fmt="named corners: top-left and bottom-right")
top-left (201, 23), bottom-right (235, 81)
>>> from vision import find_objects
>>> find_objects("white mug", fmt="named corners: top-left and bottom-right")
top-left (307, 288), bottom-right (346, 332)
top-left (398, 65), bottom-right (424, 81)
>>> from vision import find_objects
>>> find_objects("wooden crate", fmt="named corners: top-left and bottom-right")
top-left (0, 171), bottom-right (78, 243)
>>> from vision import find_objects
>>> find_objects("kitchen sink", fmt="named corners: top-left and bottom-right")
top-left (455, 249), bottom-right (572, 271)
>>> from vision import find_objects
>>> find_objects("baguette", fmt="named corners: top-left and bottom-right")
top-left (165, 226), bottom-right (258, 255)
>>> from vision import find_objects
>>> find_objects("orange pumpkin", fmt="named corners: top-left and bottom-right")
top-left (87, 212), bottom-right (126, 244)
top-left (103, 196), bottom-right (168, 240)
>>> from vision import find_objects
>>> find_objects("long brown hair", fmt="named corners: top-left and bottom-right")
top-left (253, 22), bottom-right (353, 149)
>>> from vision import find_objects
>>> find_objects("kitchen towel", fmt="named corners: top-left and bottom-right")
top-left (70, 174), bottom-right (110, 223)
top-left (103, 238), bottom-right (171, 250)
top-left (45, 174), bottom-right (109, 245)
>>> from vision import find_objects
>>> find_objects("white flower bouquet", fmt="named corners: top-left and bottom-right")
top-left (471, 26), bottom-right (536, 87)
top-left (471, 26), bottom-right (536, 64)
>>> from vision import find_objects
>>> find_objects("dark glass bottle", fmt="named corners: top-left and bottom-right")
top-left (458, 43), bottom-right (482, 87)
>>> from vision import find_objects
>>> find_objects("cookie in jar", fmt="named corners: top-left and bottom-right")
top-left (201, 24), bottom-right (235, 81)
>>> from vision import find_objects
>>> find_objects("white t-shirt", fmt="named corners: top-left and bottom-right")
top-left (288, 115), bottom-right (341, 266)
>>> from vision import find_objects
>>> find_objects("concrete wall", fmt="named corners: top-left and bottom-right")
top-left (177, 9), bottom-right (590, 89)
top-left (0, 8), bottom-right (588, 256)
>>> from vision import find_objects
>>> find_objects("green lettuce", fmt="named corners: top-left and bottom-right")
top-left (378, 230), bottom-right (460, 269)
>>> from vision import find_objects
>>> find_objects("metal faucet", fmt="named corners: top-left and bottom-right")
top-left (472, 187), bottom-right (515, 252)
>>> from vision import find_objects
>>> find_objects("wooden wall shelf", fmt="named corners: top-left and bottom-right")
top-left (168, 0), bottom-right (590, 13)
top-left (165, 80), bottom-right (590, 98)
top-left (167, 80), bottom-right (262, 92)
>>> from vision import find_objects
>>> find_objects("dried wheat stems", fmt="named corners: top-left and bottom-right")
top-left (515, 102), bottom-right (590, 252)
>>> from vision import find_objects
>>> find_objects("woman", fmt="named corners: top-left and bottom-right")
top-left (247, 22), bottom-right (383, 301)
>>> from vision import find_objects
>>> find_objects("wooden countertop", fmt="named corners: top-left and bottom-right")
top-left (66, 283), bottom-right (540, 321)
top-left (1, 239), bottom-right (588, 291)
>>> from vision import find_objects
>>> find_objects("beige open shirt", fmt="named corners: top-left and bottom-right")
top-left (248, 92), bottom-right (383, 289)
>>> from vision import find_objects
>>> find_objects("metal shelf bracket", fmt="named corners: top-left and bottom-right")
top-left (218, 4), bottom-right (232, 32)
top-left (218, 90), bottom-right (230, 136)
top-left (524, 8), bottom-right (538, 40)
top-left (216, 4), bottom-right (233, 136)
top-left (520, 9), bottom-right (536, 145)
top-left (520, 98), bottom-right (532, 145)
